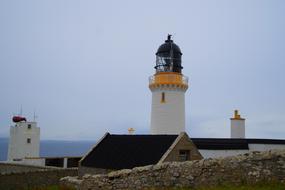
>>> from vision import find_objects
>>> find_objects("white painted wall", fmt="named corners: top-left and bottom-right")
top-left (199, 143), bottom-right (285, 159)
top-left (22, 158), bottom-right (45, 166)
top-left (64, 158), bottom-right (68, 168)
top-left (7, 122), bottom-right (40, 161)
top-left (231, 119), bottom-right (245, 138)
top-left (249, 144), bottom-right (285, 151)
top-left (150, 88), bottom-right (186, 134)
top-left (199, 149), bottom-right (249, 159)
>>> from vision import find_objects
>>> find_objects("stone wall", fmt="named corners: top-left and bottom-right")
top-left (0, 162), bottom-right (52, 174)
top-left (78, 166), bottom-right (113, 177)
top-left (0, 164), bottom-right (77, 190)
top-left (61, 150), bottom-right (285, 190)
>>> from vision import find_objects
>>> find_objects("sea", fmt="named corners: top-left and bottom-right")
top-left (0, 137), bottom-right (95, 161)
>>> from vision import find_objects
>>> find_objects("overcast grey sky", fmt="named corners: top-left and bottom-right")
top-left (0, 0), bottom-right (285, 140)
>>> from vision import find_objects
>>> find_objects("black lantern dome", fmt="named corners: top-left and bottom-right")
top-left (155, 35), bottom-right (183, 73)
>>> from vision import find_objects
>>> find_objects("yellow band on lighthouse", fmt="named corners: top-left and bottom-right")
top-left (149, 72), bottom-right (188, 89)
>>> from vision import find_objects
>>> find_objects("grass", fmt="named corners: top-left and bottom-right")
top-left (28, 186), bottom-right (75, 190)
top-left (194, 183), bottom-right (285, 190)
top-left (27, 182), bottom-right (285, 190)
top-left (147, 181), bottom-right (285, 190)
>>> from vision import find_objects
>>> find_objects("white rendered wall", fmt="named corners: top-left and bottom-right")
top-left (231, 119), bottom-right (245, 138)
top-left (199, 144), bottom-right (285, 159)
top-left (150, 88), bottom-right (185, 134)
top-left (22, 158), bottom-right (45, 166)
top-left (7, 122), bottom-right (40, 161)
top-left (199, 149), bottom-right (249, 159)
top-left (249, 144), bottom-right (285, 151)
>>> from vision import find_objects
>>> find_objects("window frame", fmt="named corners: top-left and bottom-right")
top-left (161, 92), bottom-right (166, 103)
top-left (179, 149), bottom-right (190, 161)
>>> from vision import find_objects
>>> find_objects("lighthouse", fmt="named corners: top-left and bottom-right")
top-left (149, 35), bottom-right (188, 134)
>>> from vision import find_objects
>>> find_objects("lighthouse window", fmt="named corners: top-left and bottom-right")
top-left (27, 124), bottom-right (32, 129)
top-left (27, 138), bottom-right (31, 144)
top-left (161, 92), bottom-right (166, 103)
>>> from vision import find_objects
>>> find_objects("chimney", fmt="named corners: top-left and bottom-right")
top-left (230, 110), bottom-right (245, 138)
top-left (128, 128), bottom-right (135, 135)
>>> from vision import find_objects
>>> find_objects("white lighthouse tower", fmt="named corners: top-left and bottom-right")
top-left (7, 116), bottom-right (40, 162)
top-left (149, 35), bottom-right (188, 134)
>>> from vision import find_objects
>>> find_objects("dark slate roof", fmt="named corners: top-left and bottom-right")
top-left (191, 138), bottom-right (249, 150)
top-left (192, 138), bottom-right (285, 150)
top-left (81, 133), bottom-right (178, 169)
top-left (246, 139), bottom-right (285, 144)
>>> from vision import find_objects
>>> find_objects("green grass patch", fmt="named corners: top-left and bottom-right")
top-left (196, 183), bottom-right (285, 190)
top-left (151, 182), bottom-right (285, 190)
top-left (27, 181), bottom-right (285, 190)
top-left (28, 185), bottom-right (75, 190)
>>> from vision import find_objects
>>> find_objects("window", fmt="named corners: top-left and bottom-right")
top-left (161, 92), bottom-right (166, 103)
top-left (13, 158), bottom-right (22, 161)
top-left (27, 124), bottom-right (32, 129)
top-left (27, 138), bottom-right (31, 144)
top-left (179, 150), bottom-right (190, 161)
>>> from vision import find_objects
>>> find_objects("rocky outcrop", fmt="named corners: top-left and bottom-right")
top-left (61, 150), bottom-right (285, 189)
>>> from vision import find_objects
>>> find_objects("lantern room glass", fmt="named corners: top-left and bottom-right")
top-left (155, 54), bottom-right (182, 73)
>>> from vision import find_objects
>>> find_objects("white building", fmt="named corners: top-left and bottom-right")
top-left (150, 35), bottom-right (188, 134)
top-left (193, 138), bottom-right (285, 159)
top-left (7, 117), bottom-right (40, 162)
top-left (192, 110), bottom-right (285, 158)
top-left (5, 116), bottom-right (82, 168)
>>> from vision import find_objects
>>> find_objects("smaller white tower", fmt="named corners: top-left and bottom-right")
top-left (230, 110), bottom-right (245, 138)
top-left (7, 116), bottom-right (40, 162)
